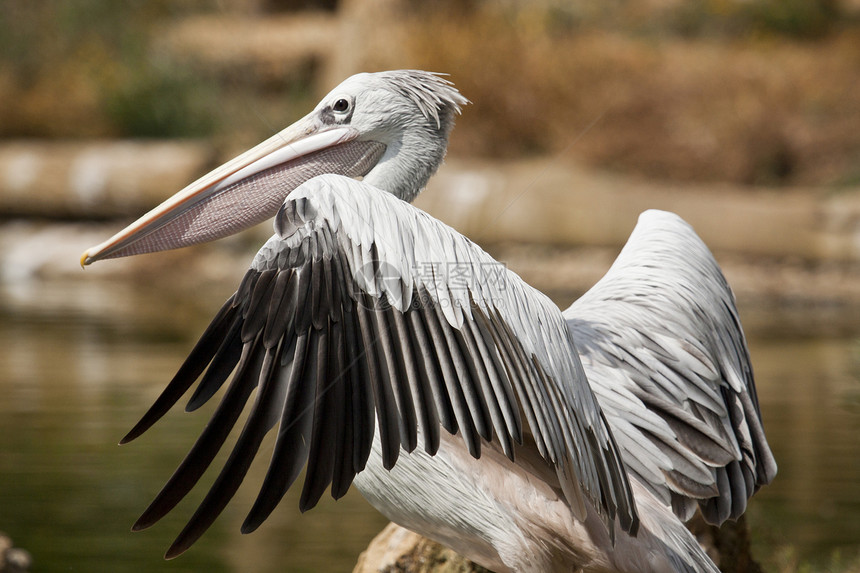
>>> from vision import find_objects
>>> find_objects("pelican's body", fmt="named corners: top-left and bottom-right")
top-left (82, 70), bottom-right (776, 572)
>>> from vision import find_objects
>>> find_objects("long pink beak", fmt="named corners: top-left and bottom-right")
top-left (81, 114), bottom-right (384, 265)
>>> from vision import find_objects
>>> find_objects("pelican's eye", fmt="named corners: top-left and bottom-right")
top-left (333, 98), bottom-right (350, 113)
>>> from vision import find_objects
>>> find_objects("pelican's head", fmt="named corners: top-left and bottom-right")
top-left (81, 70), bottom-right (468, 265)
top-left (318, 71), bottom-right (468, 202)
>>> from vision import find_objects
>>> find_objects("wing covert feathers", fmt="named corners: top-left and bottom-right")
top-left (566, 209), bottom-right (777, 526)
top-left (125, 175), bottom-right (637, 556)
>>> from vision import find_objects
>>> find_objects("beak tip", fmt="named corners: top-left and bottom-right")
top-left (80, 249), bottom-right (94, 268)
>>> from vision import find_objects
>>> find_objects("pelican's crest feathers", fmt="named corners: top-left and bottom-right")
top-left (372, 70), bottom-right (470, 128)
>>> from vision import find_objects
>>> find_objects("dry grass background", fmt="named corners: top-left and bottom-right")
top-left (398, 2), bottom-right (860, 187)
top-left (2, 0), bottom-right (859, 187)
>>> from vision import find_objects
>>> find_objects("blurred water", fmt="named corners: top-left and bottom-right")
top-left (0, 279), bottom-right (388, 573)
top-left (1, 277), bottom-right (858, 571)
top-left (747, 334), bottom-right (860, 565)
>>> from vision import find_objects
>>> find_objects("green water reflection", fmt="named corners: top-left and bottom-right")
top-left (0, 280), bottom-right (388, 573)
top-left (1, 280), bottom-right (859, 571)
top-left (747, 335), bottom-right (860, 565)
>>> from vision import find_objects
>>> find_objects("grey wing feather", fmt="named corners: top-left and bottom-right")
top-left (564, 209), bottom-right (777, 524)
top-left (124, 174), bottom-right (637, 557)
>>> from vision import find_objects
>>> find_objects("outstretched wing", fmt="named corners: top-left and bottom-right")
top-left (123, 174), bottom-right (637, 557)
top-left (565, 210), bottom-right (777, 525)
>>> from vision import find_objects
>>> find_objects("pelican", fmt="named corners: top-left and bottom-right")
top-left (82, 70), bottom-right (776, 572)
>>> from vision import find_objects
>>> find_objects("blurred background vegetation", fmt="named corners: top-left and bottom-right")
top-left (2, 0), bottom-right (859, 186)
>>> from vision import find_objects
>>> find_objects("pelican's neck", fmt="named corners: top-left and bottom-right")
top-left (362, 124), bottom-right (450, 204)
